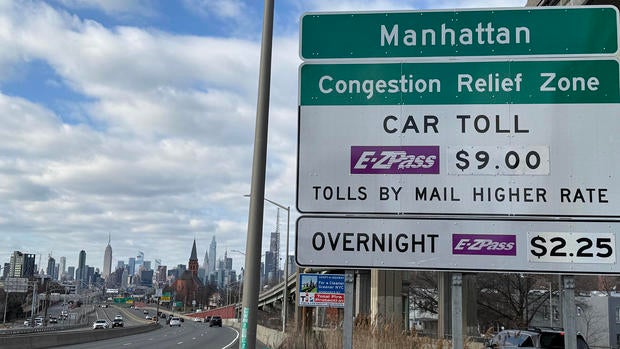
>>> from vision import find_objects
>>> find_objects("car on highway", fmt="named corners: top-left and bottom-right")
top-left (486, 327), bottom-right (590, 349)
top-left (193, 316), bottom-right (202, 322)
top-left (49, 316), bottom-right (58, 324)
top-left (143, 309), bottom-right (149, 314)
top-left (60, 310), bottom-right (68, 319)
top-left (23, 319), bottom-right (31, 326)
top-left (209, 316), bottom-right (222, 327)
top-left (100, 304), bottom-right (109, 308)
top-left (112, 318), bottom-right (124, 328)
top-left (169, 317), bottom-right (182, 327)
top-left (34, 316), bottom-right (44, 326)
top-left (145, 315), bottom-right (153, 320)
top-left (92, 319), bottom-right (110, 329)
top-left (114, 315), bottom-right (123, 320)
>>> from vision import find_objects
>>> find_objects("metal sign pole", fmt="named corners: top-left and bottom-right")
top-left (562, 275), bottom-right (577, 349)
top-left (343, 270), bottom-right (354, 349)
top-left (3, 291), bottom-right (8, 324)
top-left (451, 273), bottom-right (463, 349)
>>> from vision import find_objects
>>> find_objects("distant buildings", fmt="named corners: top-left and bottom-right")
top-left (9, 251), bottom-right (35, 278)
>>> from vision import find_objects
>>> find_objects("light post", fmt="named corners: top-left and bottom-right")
top-left (244, 194), bottom-right (290, 333)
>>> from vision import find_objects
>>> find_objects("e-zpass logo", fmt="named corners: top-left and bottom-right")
top-left (452, 234), bottom-right (516, 256)
top-left (351, 146), bottom-right (439, 174)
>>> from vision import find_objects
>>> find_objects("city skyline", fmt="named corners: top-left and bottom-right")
top-left (1, 234), bottom-right (253, 281)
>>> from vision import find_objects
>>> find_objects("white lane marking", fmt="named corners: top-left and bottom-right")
top-left (223, 327), bottom-right (240, 349)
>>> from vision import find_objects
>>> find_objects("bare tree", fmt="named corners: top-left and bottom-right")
top-left (476, 273), bottom-right (549, 328)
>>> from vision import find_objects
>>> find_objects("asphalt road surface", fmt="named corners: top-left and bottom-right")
top-left (61, 318), bottom-right (240, 349)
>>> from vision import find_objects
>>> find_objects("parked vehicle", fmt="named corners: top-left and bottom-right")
top-left (486, 327), bottom-right (590, 349)
top-left (92, 319), bottom-right (109, 329)
top-left (209, 316), bottom-right (222, 327)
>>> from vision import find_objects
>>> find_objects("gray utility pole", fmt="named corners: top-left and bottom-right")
top-left (451, 273), bottom-right (463, 349)
top-left (343, 271), bottom-right (354, 349)
top-left (240, 0), bottom-right (274, 348)
top-left (562, 275), bottom-right (577, 349)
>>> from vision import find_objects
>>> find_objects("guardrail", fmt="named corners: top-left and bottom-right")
top-left (0, 321), bottom-right (160, 349)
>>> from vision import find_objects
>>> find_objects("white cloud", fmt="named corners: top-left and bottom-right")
top-left (51, 0), bottom-right (156, 16)
top-left (182, 0), bottom-right (246, 19)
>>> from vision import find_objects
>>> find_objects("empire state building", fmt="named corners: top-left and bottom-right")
top-left (103, 234), bottom-right (112, 279)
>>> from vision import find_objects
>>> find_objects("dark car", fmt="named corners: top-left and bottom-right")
top-left (209, 316), bottom-right (222, 327)
top-left (112, 318), bottom-right (124, 328)
top-left (486, 327), bottom-right (589, 349)
top-left (49, 316), bottom-right (58, 324)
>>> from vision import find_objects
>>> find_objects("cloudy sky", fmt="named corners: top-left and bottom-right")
top-left (0, 0), bottom-right (526, 276)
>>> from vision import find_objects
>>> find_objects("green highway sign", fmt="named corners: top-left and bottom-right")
top-left (300, 59), bottom-right (620, 105)
top-left (300, 7), bottom-right (619, 59)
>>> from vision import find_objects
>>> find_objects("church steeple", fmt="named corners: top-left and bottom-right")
top-left (188, 239), bottom-right (199, 276)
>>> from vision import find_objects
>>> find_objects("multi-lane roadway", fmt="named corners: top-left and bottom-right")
top-left (60, 305), bottom-right (240, 349)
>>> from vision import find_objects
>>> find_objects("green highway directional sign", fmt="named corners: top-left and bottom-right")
top-left (300, 59), bottom-right (620, 105)
top-left (300, 6), bottom-right (619, 59)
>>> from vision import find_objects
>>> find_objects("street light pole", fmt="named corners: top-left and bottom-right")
top-left (241, 0), bottom-right (274, 347)
top-left (244, 195), bottom-right (290, 333)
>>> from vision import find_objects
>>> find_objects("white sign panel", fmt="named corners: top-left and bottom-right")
top-left (298, 103), bottom-right (620, 217)
top-left (297, 60), bottom-right (620, 217)
top-left (4, 277), bottom-right (28, 293)
top-left (296, 216), bottom-right (620, 274)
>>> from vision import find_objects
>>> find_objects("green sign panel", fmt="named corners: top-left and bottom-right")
top-left (301, 7), bottom-right (619, 59)
top-left (300, 59), bottom-right (620, 105)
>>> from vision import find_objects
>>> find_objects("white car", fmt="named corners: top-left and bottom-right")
top-left (114, 315), bottom-right (123, 320)
top-left (169, 317), bottom-right (181, 327)
top-left (92, 319), bottom-right (109, 329)
top-left (192, 317), bottom-right (202, 322)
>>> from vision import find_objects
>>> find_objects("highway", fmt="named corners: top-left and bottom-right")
top-left (61, 316), bottom-right (239, 349)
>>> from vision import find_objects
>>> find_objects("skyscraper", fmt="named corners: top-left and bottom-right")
top-left (67, 266), bottom-right (75, 280)
top-left (209, 236), bottom-right (217, 274)
top-left (78, 250), bottom-right (86, 283)
top-left (135, 251), bottom-right (144, 274)
top-left (46, 255), bottom-right (55, 277)
top-left (103, 234), bottom-right (112, 279)
top-left (202, 249), bottom-right (209, 274)
top-left (9, 251), bottom-right (35, 278)
top-left (59, 256), bottom-right (66, 279)
top-left (269, 209), bottom-right (281, 282)
top-left (128, 257), bottom-right (135, 275)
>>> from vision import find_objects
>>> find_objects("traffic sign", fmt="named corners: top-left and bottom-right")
top-left (298, 274), bottom-right (345, 308)
top-left (296, 216), bottom-right (620, 274)
top-left (301, 6), bottom-right (619, 59)
top-left (297, 59), bottom-right (620, 217)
